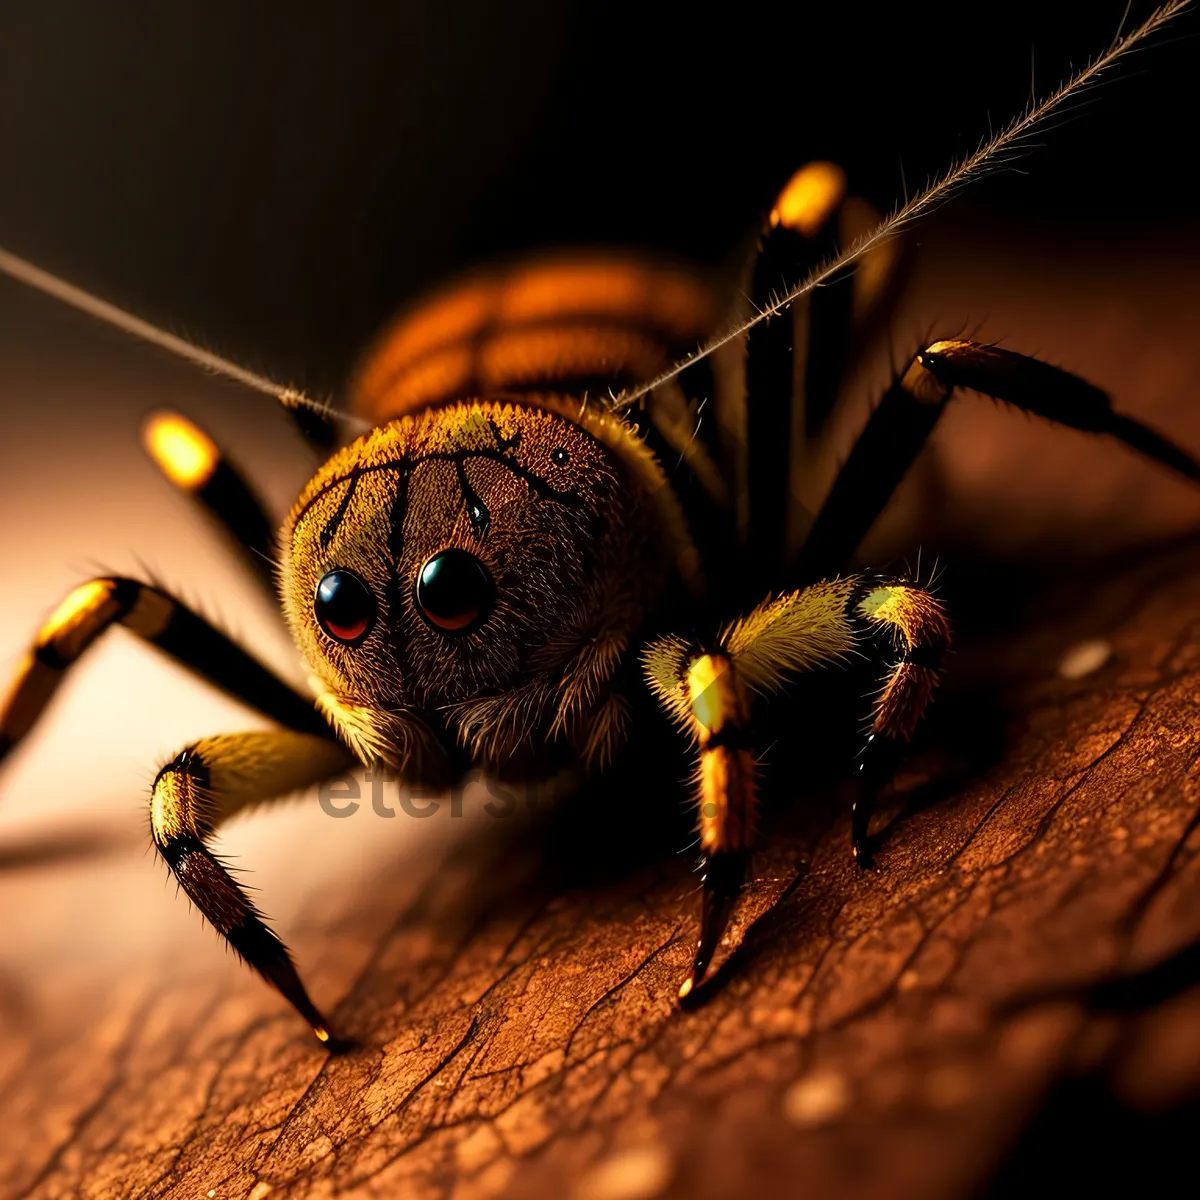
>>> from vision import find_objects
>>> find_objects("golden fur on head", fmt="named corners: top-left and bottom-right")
top-left (280, 400), bottom-right (670, 777)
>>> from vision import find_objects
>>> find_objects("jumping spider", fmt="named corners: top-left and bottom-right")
top-left (0, 3), bottom-right (1193, 1048)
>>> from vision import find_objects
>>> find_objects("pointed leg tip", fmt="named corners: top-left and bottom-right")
top-left (677, 966), bottom-right (711, 1009)
top-left (678, 849), bottom-right (748, 1008)
top-left (677, 930), bottom-right (717, 1008)
top-left (313, 1024), bottom-right (354, 1055)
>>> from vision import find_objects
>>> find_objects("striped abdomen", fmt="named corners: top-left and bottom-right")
top-left (350, 254), bottom-right (718, 424)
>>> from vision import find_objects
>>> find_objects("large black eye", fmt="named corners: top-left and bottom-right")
top-left (314, 569), bottom-right (376, 645)
top-left (415, 549), bottom-right (495, 633)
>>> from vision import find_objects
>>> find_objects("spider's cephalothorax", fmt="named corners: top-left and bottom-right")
top-left (1, 3), bottom-right (1196, 1048)
top-left (280, 256), bottom-right (717, 789)
top-left (282, 398), bottom-right (676, 779)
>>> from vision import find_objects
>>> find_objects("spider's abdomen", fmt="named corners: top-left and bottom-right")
top-left (350, 254), bottom-right (717, 425)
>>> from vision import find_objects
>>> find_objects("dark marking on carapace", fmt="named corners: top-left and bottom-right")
top-left (318, 469), bottom-right (363, 550)
top-left (293, 448), bottom-right (582, 535)
top-left (455, 460), bottom-right (490, 533)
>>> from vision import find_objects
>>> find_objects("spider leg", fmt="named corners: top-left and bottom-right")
top-left (643, 575), bottom-right (949, 995)
top-left (746, 162), bottom-right (847, 579)
top-left (793, 338), bottom-right (1200, 584)
top-left (850, 581), bottom-right (951, 867)
top-left (739, 164), bottom-right (909, 580)
top-left (142, 410), bottom-right (280, 593)
top-left (644, 641), bottom-right (759, 999)
top-left (280, 397), bottom-right (341, 454)
top-left (149, 729), bottom-right (355, 1048)
top-left (0, 576), bottom-right (330, 769)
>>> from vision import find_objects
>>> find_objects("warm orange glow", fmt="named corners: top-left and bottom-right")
top-left (770, 161), bottom-right (847, 237)
top-left (352, 255), bottom-right (717, 424)
top-left (38, 579), bottom-right (113, 646)
top-left (698, 746), bottom-right (730, 852)
top-left (479, 326), bottom-right (664, 391)
top-left (498, 260), bottom-right (713, 341)
top-left (142, 411), bottom-right (218, 490)
top-left (378, 343), bottom-right (476, 413)
top-left (355, 283), bottom-right (496, 403)
top-left (500, 262), bottom-right (647, 324)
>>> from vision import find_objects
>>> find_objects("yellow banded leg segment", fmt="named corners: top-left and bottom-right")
top-left (749, 164), bottom-right (848, 576)
top-left (0, 577), bottom-right (328, 769)
top-left (142, 411), bottom-right (278, 592)
top-left (679, 652), bottom-right (758, 999)
top-left (150, 730), bottom-right (354, 1048)
top-left (0, 577), bottom-right (168, 763)
top-left (852, 582), bottom-right (951, 866)
top-left (643, 583), bottom-right (864, 1000)
top-left (856, 584), bottom-right (950, 740)
top-left (687, 653), bottom-right (757, 856)
top-left (642, 579), bottom-right (945, 997)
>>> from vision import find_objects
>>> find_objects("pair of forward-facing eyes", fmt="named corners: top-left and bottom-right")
top-left (314, 550), bottom-right (494, 644)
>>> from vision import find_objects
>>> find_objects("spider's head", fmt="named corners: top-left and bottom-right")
top-left (279, 400), bottom-right (669, 779)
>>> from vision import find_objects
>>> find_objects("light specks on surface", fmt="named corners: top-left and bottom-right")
top-left (1057, 638), bottom-right (1113, 680)
top-left (575, 1144), bottom-right (673, 1200)
top-left (783, 1069), bottom-right (851, 1128)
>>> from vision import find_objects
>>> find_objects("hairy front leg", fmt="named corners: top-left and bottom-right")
top-left (0, 576), bottom-right (329, 770)
top-left (150, 729), bottom-right (355, 1048)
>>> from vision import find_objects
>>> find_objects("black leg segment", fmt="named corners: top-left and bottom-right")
top-left (0, 576), bottom-right (330, 771)
top-left (142, 411), bottom-right (279, 592)
top-left (793, 338), bottom-right (1200, 584)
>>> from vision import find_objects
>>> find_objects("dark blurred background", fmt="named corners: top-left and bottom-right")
top-left (1, 0), bottom-right (1196, 396)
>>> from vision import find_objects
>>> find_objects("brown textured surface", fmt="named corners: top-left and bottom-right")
top-left (2, 219), bottom-right (1200, 1199)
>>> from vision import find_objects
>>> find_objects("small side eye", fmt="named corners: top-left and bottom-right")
top-left (550, 446), bottom-right (569, 465)
top-left (416, 549), bottom-right (495, 634)
top-left (314, 569), bottom-right (376, 645)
